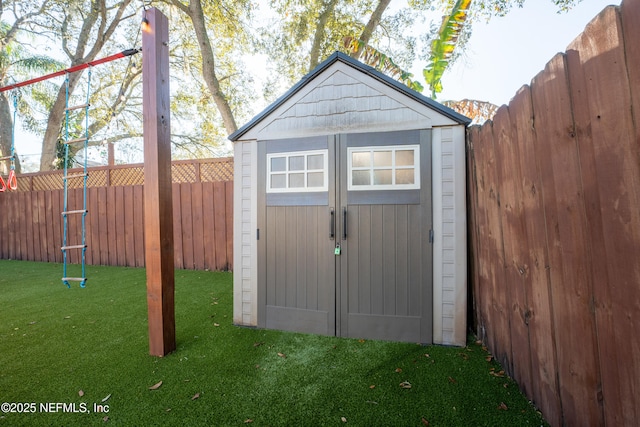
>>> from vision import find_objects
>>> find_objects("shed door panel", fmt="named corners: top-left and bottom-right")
top-left (258, 136), bottom-right (336, 336)
top-left (338, 131), bottom-right (433, 343)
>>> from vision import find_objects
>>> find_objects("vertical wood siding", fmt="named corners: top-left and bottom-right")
top-left (467, 3), bottom-right (640, 426)
top-left (0, 158), bottom-right (233, 271)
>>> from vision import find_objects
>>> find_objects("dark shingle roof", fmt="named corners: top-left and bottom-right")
top-left (229, 51), bottom-right (471, 141)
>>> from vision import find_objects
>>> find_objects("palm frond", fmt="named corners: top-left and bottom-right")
top-left (343, 36), bottom-right (424, 93)
top-left (423, 0), bottom-right (472, 98)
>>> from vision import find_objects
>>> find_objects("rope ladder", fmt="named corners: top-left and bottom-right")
top-left (61, 69), bottom-right (92, 288)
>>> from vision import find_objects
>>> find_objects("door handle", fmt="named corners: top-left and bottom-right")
top-left (342, 207), bottom-right (347, 239)
top-left (330, 207), bottom-right (335, 239)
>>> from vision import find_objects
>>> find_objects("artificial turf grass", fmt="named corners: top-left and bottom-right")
top-left (0, 260), bottom-right (548, 426)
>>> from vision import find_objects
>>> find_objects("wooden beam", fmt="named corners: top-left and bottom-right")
top-left (142, 8), bottom-right (176, 357)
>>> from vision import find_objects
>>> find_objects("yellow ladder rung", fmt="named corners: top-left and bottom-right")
top-left (65, 103), bottom-right (90, 112)
top-left (62, 277), bottom-right (86, 282)
top-left (61, 244), bottom-right (87, 250)
top-left (62, 209), bottom-right (88, 216)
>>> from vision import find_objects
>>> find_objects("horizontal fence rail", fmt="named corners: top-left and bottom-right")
top-left (466, 3), bottom-right (640, 426)
top-left (0, 158), bottom-right (233, 271)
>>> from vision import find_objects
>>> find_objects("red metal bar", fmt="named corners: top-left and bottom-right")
top-left (0, 49), bottom-right (140, 93)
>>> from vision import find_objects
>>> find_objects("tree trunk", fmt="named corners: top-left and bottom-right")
top-left (352, 0), bottom-right (392, 60)
top-left (39, 72), bottom-right (84, 170)
top-left (0, 93), bottom-right (21, 174)
top-left (308, 0), bottom-right (339, 71)
top-left (186, 0), bottom-right (238, 135)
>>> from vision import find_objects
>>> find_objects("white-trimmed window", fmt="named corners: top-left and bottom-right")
top-left (267, 150), bottom-right (329, 192)
top-left (348, 145), bottom-right (420, 191)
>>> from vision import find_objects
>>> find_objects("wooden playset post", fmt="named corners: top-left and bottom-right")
top-left (142, 7), bottom-right (176, 357)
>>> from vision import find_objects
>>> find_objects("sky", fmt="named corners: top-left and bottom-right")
top-left (14, 0), bottom-right (621, 168)
top-left (434, 0), bottom-right (620, 106)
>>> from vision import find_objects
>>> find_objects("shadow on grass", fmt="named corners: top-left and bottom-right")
top-left (0, 260), bottom-right (547, 427)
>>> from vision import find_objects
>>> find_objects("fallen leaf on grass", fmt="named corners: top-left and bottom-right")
top-left (341, 416), bottom-right (347, 422)
top-left (498, 402), bottom-right (508, 411)
top-left (253, 342), bottom-right (264, 347)
top-left (244, 419), bottom-right (253, 424)
top-left (399, 381), bottom-right (412, 389)
top-left (149, 381), bottom-right (163, 390)
top-left (421, 417), bottom-right (430, 426)
top-left (485, 355), bottom-right (493, 362)
top-left (448, 376), bottom-right (457, 384)
top-left (369, 385), bottom-right (376, 389)
top-left (358, 339), bottom-right (366, 343)
top-left (395, 368), bottom-right (403, 373)
top-left (277, 352), bottom-right (286, 358)
top-left (489, 369), bottom-right (505, 378)
top-left (102, 394), bottom-right (111, 402)
top-left (458, 352), bottom-right (469, 360)
top-left (78, 390), bottom-right (84, 397)
top-left (214, 323), bottom-right (220, 327)
top-left (103, 416), bottom-right (109, 422)
top-left (192, 393), bottom-right (200, 400)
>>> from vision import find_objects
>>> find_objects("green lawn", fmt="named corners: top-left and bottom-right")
top-left (0, 260), bottom-right (547, 426)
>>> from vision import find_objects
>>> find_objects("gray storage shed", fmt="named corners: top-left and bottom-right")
top-left (230, 52), bottom-right (470, 345)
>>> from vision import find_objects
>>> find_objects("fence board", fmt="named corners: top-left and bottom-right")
top-left (213, 181), bottom-right (229, 271)
top-left (52, 190), bottom-right (63, 263)
top-left (114, 186), bottom-right (126, 266)
top-left (492, 105), bottom-right (532, 395)
top-left (191, 182), bottom-right (205, 270)
top-left (36, 192), bottom-right (46, 262)
top-left (25, 192), bottom-right (35, 261)
top-left (225, 181), bottom-right (233, 270)
top-left (179, 182), bottom-right (194, 270)
top-left (134, 186), bottom-right (145, 267)
top-left (202, 181), bottom-right (216, 270)
top-left (44, 191), bottom-right (55, 263)
top-left (31, 192), bottom-right (38, 261)
top-left (123, 186), bottom-right (135, 267)
top-left (172, 183), bottom-right (184, 270)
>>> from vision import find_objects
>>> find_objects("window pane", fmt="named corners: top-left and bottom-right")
top-left (289, 173), bottom-right (304, 188)
top-left (352, 152), bottom-right (370, 167)
top-left (307, 154), bottom-right (324, 170)
top-left (373, 169), bottom-right (392, 185)
top-left (373, 151), bottom-right (392, 167)
top-left (307, 172), bottom-right (324, 187)
top-left (271, 174), bottom-right (286, 189)
top-left (396, 169), bottom-right (415, 185)
top-left (271, 157), bottom-right (286, 172)
top-left (289, 156), bottom-right (304, 171)
top-left (396, 150), bottom-right (414, 166)
top-left (352, 170), bottom-right (370, 186)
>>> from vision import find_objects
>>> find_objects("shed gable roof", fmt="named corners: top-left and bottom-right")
top-left (229, 52), bottom-right (470, 141)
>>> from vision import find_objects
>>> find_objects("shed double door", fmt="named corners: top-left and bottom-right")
top-left (257, 130), bottom-right (433, 343)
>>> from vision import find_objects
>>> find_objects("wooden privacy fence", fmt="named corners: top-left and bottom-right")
top-left (0, 157), bottom-right (233, 271)
top-left (467, 2), bottom-right (640, 426)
